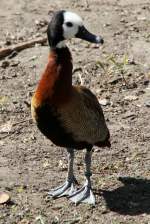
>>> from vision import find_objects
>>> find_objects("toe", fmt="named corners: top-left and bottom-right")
top-left (69, 186), bottom-right (95, 205)
top-left (48, 181), bottom-right (76, 198)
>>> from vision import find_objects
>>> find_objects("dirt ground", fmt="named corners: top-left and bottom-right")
top-left (0, 0), bottom-right (150, 223)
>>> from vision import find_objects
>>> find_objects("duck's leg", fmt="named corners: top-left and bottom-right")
top-left (48, 148), bottom-right (77, 198)
top-left (68, 149), bottom-right (95, 205)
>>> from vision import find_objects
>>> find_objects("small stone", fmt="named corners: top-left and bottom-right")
top-left (1, 60), bottom-right (10, 68)
top-left (0, 140), bottom-right (5, 146)
top-left (120, 18), bottom-right (127, 23)
top-left (35, 19), bottom-right (48, 28)
top-left (122, 112), bottom-right (136, 119)
top-left (103, 23), bottom-right (111, 27)
top-left (5, 39), bottom-right (12, 45)
top-left (137, 16), bottom-right (146, 21)
top-left (127, 22), bottom-right (136, 27)
top-left (108, 77), bottom-right (122, 85)
top-left (124, 95), bottom-right (138, 101)
top-left (58, 160), bottom-right (67, 171)
top-left (99, 99), bottom-right (110, 106)
top-left (8, 51), bottom-right (18, 59)
top-left (30, 134), bottom-right (36, 140)
top-left (43, 160), bottom-right (50, 168)
top-left (24, 100), bottom-right (30, 108)
top-left (0, 192), bottom-right (10, 204)
top-left (144, 100), bottom-right (150, 107)
top-left (0, 121), bottom-right (12, 133)
top-left (113, 30), bottom-right (123, 36)
top-left (29, 56), bottom-right (37, 61)
top-left (10, 60), bottom-right (20, 67)
top-left (143, 80), bottom-right (149, 86)
top-left (128, 58), bottom-right (136, 65)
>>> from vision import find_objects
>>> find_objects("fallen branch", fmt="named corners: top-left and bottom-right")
top-left (0, 36), bottom-right (47, 59)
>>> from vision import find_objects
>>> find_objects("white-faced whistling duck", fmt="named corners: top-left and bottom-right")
top-left (31, 10), bottom-right (111, 205)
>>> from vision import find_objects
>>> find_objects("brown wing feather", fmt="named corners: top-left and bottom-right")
top-left (57, 86), bottom-right (109, 145)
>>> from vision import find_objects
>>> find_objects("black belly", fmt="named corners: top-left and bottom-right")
top-left (35, 104), bottom-right (92, 150)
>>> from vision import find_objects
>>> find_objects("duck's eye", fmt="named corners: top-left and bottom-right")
top-left (66, 22), bottom-right (73, 27)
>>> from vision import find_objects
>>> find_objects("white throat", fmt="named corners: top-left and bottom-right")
top-left (56, 40), bottom-right (66, 48)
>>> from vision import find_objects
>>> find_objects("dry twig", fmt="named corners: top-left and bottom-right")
top-left (0, 37), bottom-right (47, 59)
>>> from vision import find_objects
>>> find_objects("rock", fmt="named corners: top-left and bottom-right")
top-left (10, 60), bottom-right (20, 67)
top-left (29, 55), bottom-right (37, 61)
top-left (99, 99), bottom-right (110, 106)
top-left (143, 80), bottom-right (149, 86)
top-left (24, 100), bottom-right (30, 108)
top-left (5, 39), bottom-right (12, 45)
top-left (8, 51), bottom-right (18, 59)
top-left (108, 77), bottom-right (122, 85)
top-left (0, 121), bottom-right (12, 133)
top-left (103, 23), bottom-right (111, 27)
top-left (35, 19), bottom-right (48, 28)
top-left (1, 60), bottom-right (10, 68)
top-left (0, 192), bottom-right (10, 204)
top-left (120, 18), bottom-right (127, 23)
top-left (43, 160), bottom-right (50, 168)
top-left (124, 95), bottom-right (138, 101)
top-left (126, 22), bottom-right (136, 27)
top-left (113, 30), bottom-right (123, 36)
top-left (58, 159), bottom-right (67, 171)
top-left (122, 112), bottom-right (136, 119)
top-left (137, 16), bottom-right (146, 21)
top-left (128, 58), bottom-right (136, 65)
top-left (144, 100), bottom-right (150, 107)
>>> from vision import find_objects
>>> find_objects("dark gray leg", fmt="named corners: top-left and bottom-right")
top-left (48, 148), bottom-right (77, 198)
top-left (69, 149), bottom-right (95, 205)
top-left (66, 148), bottom-right (76, 182)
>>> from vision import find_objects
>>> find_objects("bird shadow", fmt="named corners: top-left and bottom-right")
top-left (95, 176), bottom-right (150, 215)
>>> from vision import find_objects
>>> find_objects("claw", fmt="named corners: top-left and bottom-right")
top-left (68, 185), bottom-right (95, 205)
top-left (48, 180), bottom-right (77, 198)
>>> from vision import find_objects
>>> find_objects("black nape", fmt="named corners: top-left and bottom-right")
top-left (47, 10), bottom-right (65, 48)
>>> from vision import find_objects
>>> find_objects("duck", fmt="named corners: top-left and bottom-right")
top-left (31, 10), bottom-right (110, 205)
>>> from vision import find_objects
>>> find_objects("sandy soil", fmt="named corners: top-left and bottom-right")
top-left (0, 0), bottom-right (150, 223)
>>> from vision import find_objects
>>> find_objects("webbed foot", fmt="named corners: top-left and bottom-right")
top-left (68, 184), bottom-right (95, 205)
top-left (48, 177), bottom-right (77, 198)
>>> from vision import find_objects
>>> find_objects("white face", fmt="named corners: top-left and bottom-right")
top-left (62, 11), bottom-right (83, 39)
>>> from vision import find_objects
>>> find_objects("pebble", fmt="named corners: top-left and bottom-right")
top-left (103, 23), bottom-right (111, 27)
top-left (10, 60), bottom-right (20, 67)
top-left (29, 55), bottom-right (37, 61)
top-left (99, 99), bottom-right (110, 106)
top-left (8, 51), bottom-right (18, 59)
top-left (122, 112), bottom-right (136, 119)
top-left (58, 160), bottom-right (67, 171)
top-left (124, 95), bottom-right (138, 101)
top-left (108, 77), bottom-right (122, 85)
top-left (137, 16), bottom-right (146, 21)
top-left (0, 192), bottom-right (10, 204)
top-left (120, 18), bottom-right (127, 23)
top-left (1, 60), bottom-right (10, 68)
top-left (144, 100), bottom-right (150, 107)
top-left (143, 80), bottom-right (149, 86)
top-left (35, 19), bottom-right (48, 28)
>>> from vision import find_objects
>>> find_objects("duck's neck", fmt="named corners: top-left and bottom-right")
top-left (34, 46), bottom-right (73, 107)
top-left (52, 47), bottom-right (73, 103)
